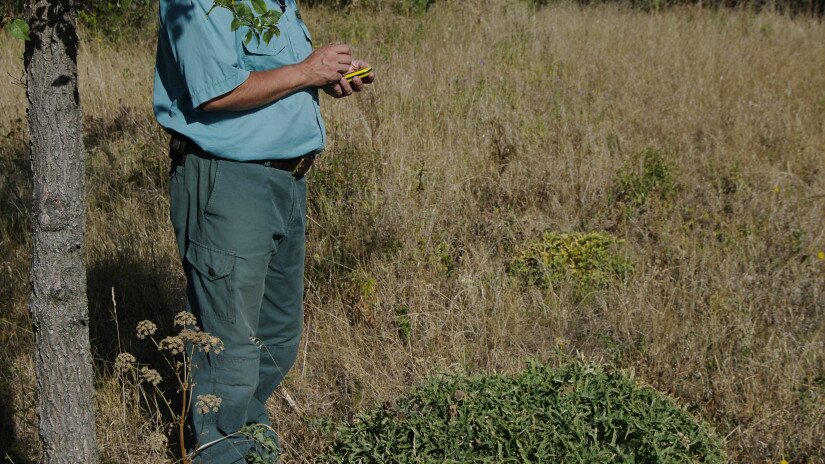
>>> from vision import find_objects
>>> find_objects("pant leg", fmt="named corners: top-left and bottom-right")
top-left (245, 177), bottom-right (307, 431)
top-left (170, 154), bottom-right (295, 464)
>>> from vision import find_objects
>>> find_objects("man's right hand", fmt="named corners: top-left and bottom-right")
top-left (299, 44), bottom-right (352, 87)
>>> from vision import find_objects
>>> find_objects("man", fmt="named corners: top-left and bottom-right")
top-left (153, 0), bottom-right (374, 461)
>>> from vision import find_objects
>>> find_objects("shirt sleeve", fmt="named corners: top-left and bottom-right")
top-left (161, 0), bottom-right (250, 109)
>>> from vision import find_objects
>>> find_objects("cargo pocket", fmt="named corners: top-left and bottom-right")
top-left (185, 241), bottom-right (237, 323)
top-left (212, 355), bottom-right (259, 434)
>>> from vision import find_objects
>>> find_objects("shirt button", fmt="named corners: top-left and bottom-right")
top-left (208, 268), bottom-right (216, 277)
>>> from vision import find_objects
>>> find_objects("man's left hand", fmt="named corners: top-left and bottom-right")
top-left (323, 60), bottom-right (375, 98)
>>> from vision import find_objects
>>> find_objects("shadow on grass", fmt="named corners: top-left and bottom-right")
top-left (0, 358), bottom-right (30, 464)
top-left (0, 128), bottom-right (33, 464)
top-left (87, 253), bottom-right (184, 362)
top-left (86, 248), bottom-right (191, 459)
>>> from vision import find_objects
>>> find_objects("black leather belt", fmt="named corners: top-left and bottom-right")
top-left (169, 134), bottom-right (315, 179)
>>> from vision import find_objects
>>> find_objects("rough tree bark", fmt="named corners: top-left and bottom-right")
top-left (24, 0), bottom-right (99, 462)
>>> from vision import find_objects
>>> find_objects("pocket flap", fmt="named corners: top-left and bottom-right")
top-left (185, 241), bottom-right (235, 281)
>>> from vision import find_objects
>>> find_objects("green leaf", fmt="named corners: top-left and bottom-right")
top-left (236, 3), bottom-right (254, 20)
top-left (230, 17), bottom-right (244, 31)
top-left (250, 0), bottom-right (269, 16)
top-left (244, 29), bottom-right (255, 46)
top-left (262, 28), bottom-right (275, 45)
top-left (7, 19), bottom-right (30, 41)
top-left (121, 0), bottom-right (133, 8)
top-left (262, 10), bottom-right (282, 26)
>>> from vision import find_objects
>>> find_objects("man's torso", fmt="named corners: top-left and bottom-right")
top-left (153, 0), bottom-right (325, 161)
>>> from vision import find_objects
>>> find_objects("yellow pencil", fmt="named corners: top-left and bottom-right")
top-left (344, 67), bottom-right (372, 83)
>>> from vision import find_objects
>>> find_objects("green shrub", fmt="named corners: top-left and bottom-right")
top-left (317, 360), bottom-right (726, 463)
top-left (77, 0), bottom-right (156, 39)
top-left (509, 231), bottom-right (632, 288)
top-left (611, 148), bottom-right (678, 216)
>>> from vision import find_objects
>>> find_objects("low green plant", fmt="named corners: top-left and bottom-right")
top-left (418, 239), bottom-right (461, 276)
top-left (317, 359), bottom-right (726, 463)
top-left (393, 305), bottom-right (412, 340)
top-left (611, 148), bottom-right (679, 216)
top-left (346, 268), bottom-right (379, 325)
top-left (403, 0), bottom-right (435, 14)
top-left (509, 231), bottom-right (632, 288)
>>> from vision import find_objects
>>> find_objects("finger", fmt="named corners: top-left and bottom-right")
top-left (351, 76), bottom-right (364, 92)
top-left (330, 44), bottom-right (351, 55)
top-left (338, 77), bottom-right (354, 96)
top-left (331, 83), bottom-right (343, 97)
top-left (361, 71), bottom-right (375, 84)
top-left (337, 55), bottom-right (353, 67)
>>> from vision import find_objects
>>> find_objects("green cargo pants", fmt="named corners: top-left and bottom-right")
top-left (169, 152), bottom-right (306, 463)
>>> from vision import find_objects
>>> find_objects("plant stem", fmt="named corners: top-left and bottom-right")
top-left (180, 380), bottom-right (189, 464)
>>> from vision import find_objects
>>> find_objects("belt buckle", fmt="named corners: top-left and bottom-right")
top-left (291, 156), bottom-right (313, 178)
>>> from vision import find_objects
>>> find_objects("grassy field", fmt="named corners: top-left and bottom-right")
top-left (1, 1), bottom-right (825, 462)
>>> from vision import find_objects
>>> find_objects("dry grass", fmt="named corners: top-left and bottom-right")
top-left (1, 1), bottom-right (825, 462)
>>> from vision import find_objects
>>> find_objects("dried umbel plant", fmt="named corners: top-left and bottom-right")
top-left (115, 312), bottom-right (276, 463)
top-left (112, 312), bottom-right (226, 464)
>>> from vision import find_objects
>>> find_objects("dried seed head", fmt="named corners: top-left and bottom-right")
top-left (195, 394), bottom-right (222, 414)
top-left (178, 328), bottom-right (200, 344)
top-left (208, 335), bottom-right (225, 354)
top-left (136, 320), bottom-right (158, 339)
top-left (159, 336), bottom-right (185, 355)
top-left (180, 329), bottom-right (224, 354)
top-left (114, 352), bottom-right (136, 372)
top-left (140, 367), bottom-right (163, 386)
top-left (145, 431), bottom-right (168, 453)
top-left (174, 311), bottom-right (198, 329)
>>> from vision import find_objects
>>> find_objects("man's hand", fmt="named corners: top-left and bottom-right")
top-left (323, 59), bottom-right (376, 99)
top-left (299, 44), bottom-right (353, 87)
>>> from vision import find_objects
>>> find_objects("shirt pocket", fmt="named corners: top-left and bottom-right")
top-left (241, 32), bottom-right (289, 71)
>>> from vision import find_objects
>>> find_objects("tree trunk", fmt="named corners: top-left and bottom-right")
top-left (24, 0), bottom-right (99, 462)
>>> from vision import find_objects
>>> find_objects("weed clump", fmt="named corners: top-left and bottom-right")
top-left (611, 148), bottom-right (679, 216)
top-left (509, 231), bottom-right (632, 288)
top-left (317, 360), bottom-right (726, 463)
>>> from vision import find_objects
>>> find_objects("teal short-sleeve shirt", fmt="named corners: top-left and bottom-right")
top-left (153, 0), bottom-right (326, 161)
